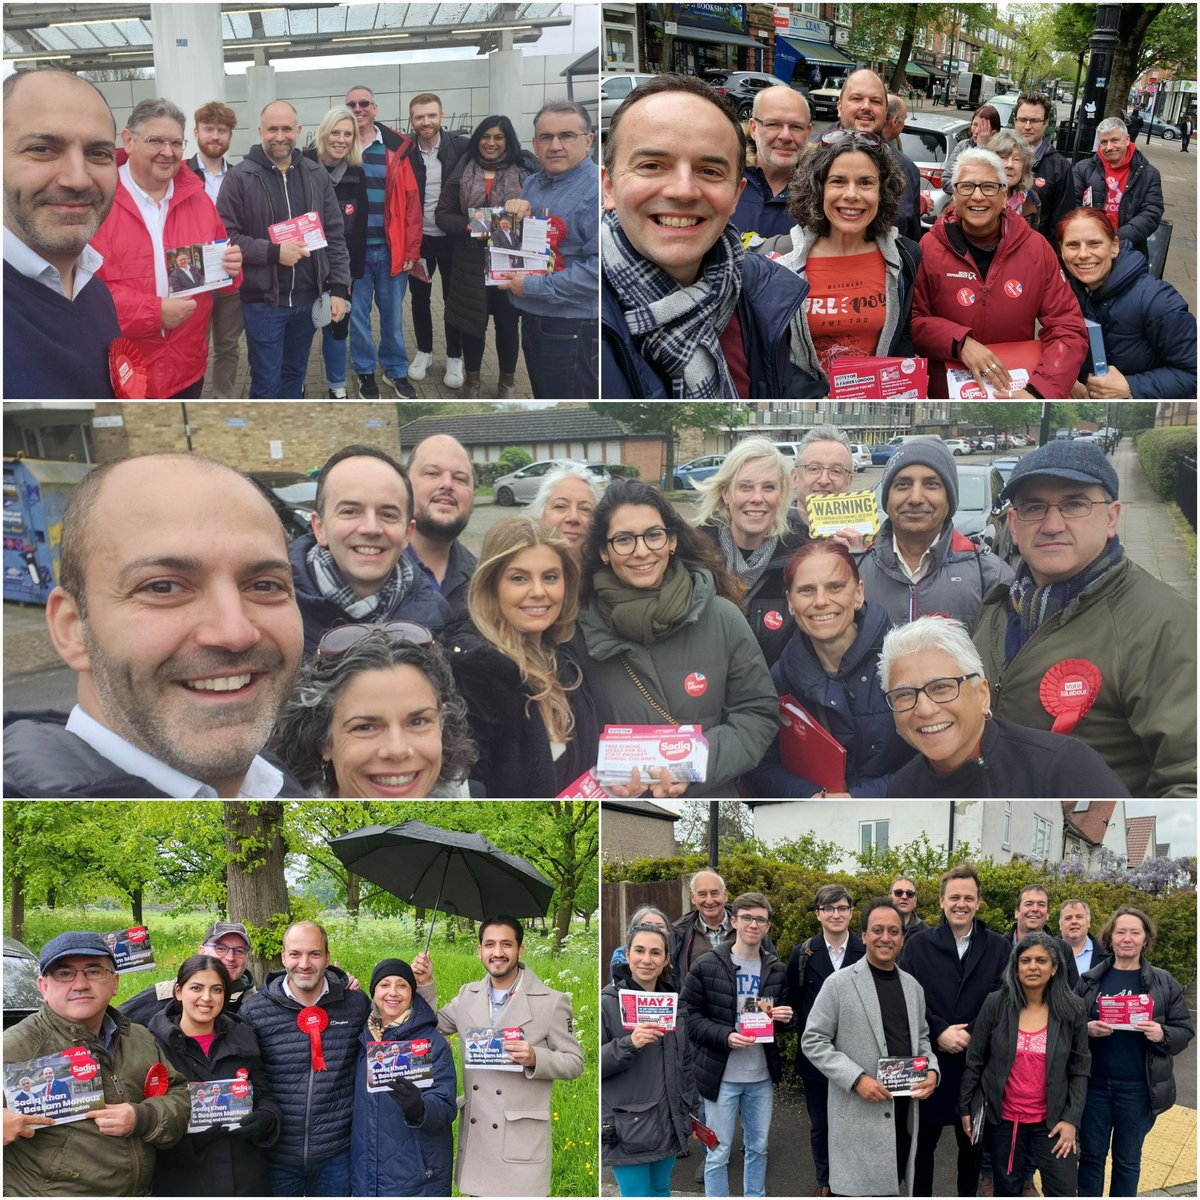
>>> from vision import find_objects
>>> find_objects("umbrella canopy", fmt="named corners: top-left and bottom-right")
top-left (329, 821), bottom-right (554, 923)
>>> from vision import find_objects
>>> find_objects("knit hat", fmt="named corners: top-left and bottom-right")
top-left (999, 439), bottom-right (1119, 505)
top-left (370, 958), bottom-right (416, 996)
top-left (880, 437), bottom-right (959, 517)
top-left (39, 931), bottom-right (117, 974)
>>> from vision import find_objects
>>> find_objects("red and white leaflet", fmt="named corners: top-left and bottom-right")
top-left (828, 356), bottom-right (928, 399)
top-left (946, 367), bottom-right (1029, 399)
top-left (596, 724), bottom-right (708, 784)
top-left (619, 990), bottom-right (678, 1031)
top-left (268, 211), bottom-right (328, 250)
top-left (556, 768), bottom-right (609, 799)
top-left (1098, 994), bottom-right (1154, 1031)
top-left (737, 1001), bottom-right (775, 1042)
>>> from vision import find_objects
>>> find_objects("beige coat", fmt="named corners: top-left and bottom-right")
top-left (434, 966), bottom-right (584, 1197)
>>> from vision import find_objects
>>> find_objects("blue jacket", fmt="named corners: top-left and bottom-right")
top-left (745, 600), bottom-right (915, 796)
top-left (601, 250), bottom-right (807, 398)
top-left (350, 995), bottom-right (456, 1197)
top-left (891, 144), bottom-right (923, 242)
top-left (288, 532), bottom-right (450, 657)
top-left (1067, 246), bottom-right (1197, 399)
top-left (731, 166), bottom-right (793, 239)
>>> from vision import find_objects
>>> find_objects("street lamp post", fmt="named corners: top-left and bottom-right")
top-left (1072, 4), bottom-right (1121, 165)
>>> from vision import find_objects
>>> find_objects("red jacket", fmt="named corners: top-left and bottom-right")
top-left (91, 155), bottom-right (242, 398)
top-left (375, 123), bottom-right (423, 274)
top-left (912, 207), bottom-right (1087, 399)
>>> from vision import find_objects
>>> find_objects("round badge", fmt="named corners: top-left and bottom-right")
top-left (1035, 176), bottom-right (1046, 188)
top-left (956, 287), bottom-right (976, 307)
top-left (763, 610), bottom-right (784, 631)
top-left (684, 671), bottom-right (708, 697)
top-left (143, 1062), bottom-right (169, 1096)
top-left (901, 357), bottom-right (916, 374)
top-left (410, 1038), bottom-right (431, 1057)
top-left (235, 1067), bottom-right (250, 1081)
top-left (1004, 279), bottom-right (1023, 298)
top-left (1039, 659), bottom-right (1102, 734)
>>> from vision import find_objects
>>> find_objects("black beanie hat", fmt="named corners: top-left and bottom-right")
top-left (370, 958), bottom-right (416, 996)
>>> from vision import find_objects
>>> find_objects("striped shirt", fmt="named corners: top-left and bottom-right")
top-left (360, 128), bottom-right (387, 244)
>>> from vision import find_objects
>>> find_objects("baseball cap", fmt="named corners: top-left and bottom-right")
top-left (39, 931), bottom-right (117, 974)
top-left (203, 921), bottom-right (251, 948)
top-left (1000, 440), bottom-right (1119, 506)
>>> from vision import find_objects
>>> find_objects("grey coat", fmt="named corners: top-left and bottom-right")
top-left (801, 958), bottom-right (939, 1197)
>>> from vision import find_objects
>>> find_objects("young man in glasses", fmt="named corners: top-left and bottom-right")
top-left (3, 932), bottom-right (189, 1194)
top-left (1013, 91), bottom-right (1073, 241)
top-left (973, 439), bottom-right (1196, 798)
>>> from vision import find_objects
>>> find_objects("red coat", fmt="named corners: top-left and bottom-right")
top-left (91, 156), bottom-right (242, 398)
top-left (912, 207), bottom-right (1087, 399)
top-left (377, 123), bottom-right (423, 274)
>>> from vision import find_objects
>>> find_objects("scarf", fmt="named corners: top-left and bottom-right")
top-left (307, 541), bottom-right (414, 619)
top-left (601, 209), bottom-right (741, 398)
top-left (717, 523), bottom-right (778, 594)
top-left (1008, 536), bottom-right (1125, 647)
top-left (460, 156), bottom-right (525, 210)
top-left (592, 556), bottom-right (696, 645)
top-left (367, 1001), bottom-right (412, 1042)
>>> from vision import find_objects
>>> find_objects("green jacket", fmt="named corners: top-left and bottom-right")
top-left (973, 554), bottom-right (1197, 798)
top-left (3, 1005), bottom-right (189, 1196)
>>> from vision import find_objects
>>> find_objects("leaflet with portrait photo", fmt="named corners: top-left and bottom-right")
top-left (877, 1055), bottom-right (930, 1096)
top-left (619, 990), bottom-right (678, 1031)
top-left (365, 1039), bottom-right (435, 1092)
top-left (737, 995), bottom-right (776, 1042)
top-left (187, 1078), bottom-right (253, 1133)
top-left (163, 242), bottom-right (232, 298)
top-left (461, 1026), bottom-right (524, 1071)
top-left (3, 1047), bottom-right (104, 1126)
top-left (103, 924), bottom-right (155, 972)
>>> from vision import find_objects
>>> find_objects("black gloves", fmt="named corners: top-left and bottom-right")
top-left (190, 1122), bottom-right (227, 1148)
top-left (388, 1077), bottom-right (425, 1123)
top-left (229, 1107), bottom-right (277, 1140)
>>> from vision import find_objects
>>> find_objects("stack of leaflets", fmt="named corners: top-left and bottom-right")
top-left (365, 1039), bottom-right (435, 1092)
top-left (618, 990), bottom-right (678, 1031)
top-left (469, 208), bottom-right (552, 283)
top-left (828, 356), bottom-right (929, 398)
top-left (595, 724), bottom-right (709, 785)
top-left (4, 1048), bottom-right (104, 1125)
top-left (462, 1027), bottom-right (524, 1071)
top-left (186, 1078), bottom-right (253, 1133)
top-left (877, 1055), bottom-right (930, 1096)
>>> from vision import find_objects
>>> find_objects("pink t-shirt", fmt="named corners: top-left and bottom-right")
top-left (192, 1032), bottom-right (216, 1057)
top-left (1001, 1025), bottom-right (1048, 1123)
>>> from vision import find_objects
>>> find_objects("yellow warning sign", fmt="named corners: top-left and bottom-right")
top-left (805, 489), bottom-right (881, 539)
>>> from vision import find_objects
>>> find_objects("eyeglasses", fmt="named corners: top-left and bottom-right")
top-left (892, 890), bottom-right (916, 899)
top-left (819, 128), bottom-right (882, 148)
top-left (316, 621), bottom-right (435, 658)
top-left (606, 527), bottom-right (670, 555)
top-left (952, 180), bottom-right (1003, 197)
top-left (818, 905), bottom-right (852, 915)
top-left (138, 135), bottom-right (185, 153)
top-left (204, 943), bottom-right (249, 959)
top-left (534, 131), bottom-right (583, 145)
top-left (347, 99), bottom-right (374, 109)
top-left (47, 965), bottom-right (113, 983)
top-left (1012, 498), bottom-right (1112, 522)
top-left (1015, 116), bottom-right (1047, 125)
top-left (800, 463), bottom-right (851, 481)
top-left (885, 673), bottom-right (980, 713)
top-left (738, 915), bottom-right (770, 926)
top-left (758, 120), bottom-right (811, 135)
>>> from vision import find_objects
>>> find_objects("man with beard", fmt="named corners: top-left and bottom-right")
top-left (3, 68), bottom-right (121, 398)
top-left (404, 434), bottom-right (478, 618)
top-left (2, 453), bottom-right (307, 798)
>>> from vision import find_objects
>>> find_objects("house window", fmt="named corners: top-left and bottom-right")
top-left (861, 820), bottom-right (889, 855)
top-left (1002, 801), bottom-right (1012, 850)
top-left (1032, 816), bottom-right (1052, 858)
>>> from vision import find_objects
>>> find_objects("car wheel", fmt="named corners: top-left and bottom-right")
top-left (1162, 128), bottom-right (1177, 141)
top-left (672, 476), bottom-right (685, 489)
top-left (496, 487), bottom-right (515, 506)
top-left (738, 101), bottom-right (753, 121)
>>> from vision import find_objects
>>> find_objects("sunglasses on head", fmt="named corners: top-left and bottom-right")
top-left (819, 127), bottom-right (883, 149)
top-left (316, 621), bottom-right (434, 659)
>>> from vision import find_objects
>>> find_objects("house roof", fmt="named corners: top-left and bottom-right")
top-left (397, 408), bottom-right (636, 447)
top-left (601, 800), bottom-right (679, 822)
top-left (1060, 801), bottom-right (1117, 846)
top-left (1125, 815), bottom-right (1157, 867)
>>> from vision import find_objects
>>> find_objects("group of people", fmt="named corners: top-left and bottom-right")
top-left (3, 66), bottom-right (599, 401)
top-left (3, 916), bottom-right (583, 1197)
top-left (600, 71), bottom-right (1196, 399)
top-left (602, 868), bottom-right (1194, 1198)
top-left (4, 425), bottom-right (1195, 800)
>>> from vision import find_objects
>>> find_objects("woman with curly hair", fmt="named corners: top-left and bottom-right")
top-left (445, 515), bottom-right (599, 796)
top-left (271, 627), bottom-right (477, 797)
top-left (763, 129), bottom-right (922, 398)
top-left (985, 129), bottom-right (1040, 229)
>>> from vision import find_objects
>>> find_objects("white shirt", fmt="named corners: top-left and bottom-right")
top-left (282, 976), bottom-right (331, 1004)
top-left (195, 155), bottom-right (229, 207)
top-left (119, 161), bottom-right (173, 303)
top-left (892, 531), bottom-right (935, 583)
top-left (825, 938), bottom-right (848, 971)
top-left (955, 930), bottom-right (972, 960)
top-left (419, 135), bottom-right (445, 237)
top-left (65, 704), bottom-right (284, 799)
top-left (3, 227), bottom-right (104, 300)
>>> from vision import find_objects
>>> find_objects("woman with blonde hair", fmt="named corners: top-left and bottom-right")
top-left (446, 515), bottom-right (599, 796)
top-left (985, 129), bottom-right (1040, 229)
top-left (693, 437), bottom-right (806, 665)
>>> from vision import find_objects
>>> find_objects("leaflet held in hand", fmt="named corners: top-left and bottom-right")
top-left (619, 990), bottom-right (678, 1031)
top-left (3, 1047), bottom-right (105, 1126)
top-left (1098, 994), bottom-right (1154, 1031)
top-left (596, 724), bottom-right (708, 784)
top-left (805, 490), bottom-right (880, 539)
top-left (268, 211), bottom-right (328, 250)
top-left (738, 995), bottom-right (776, 1042)
top-left (187, 1077), bottom-right (253, 1132)
top-left (365, 1039), bottom-right (435, 1092)
top-left (103, 924), bottom-right (155, 972)
top-left (877, 1055), bottom-right (930, 1096)
top-left (462, 1026), bottom-right (524, 1071)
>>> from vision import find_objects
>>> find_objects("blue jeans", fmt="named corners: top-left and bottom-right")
top-left (242, 301), bottom-right (316, 398)
top-left (703, 1077), bottom-right (773, 1197)
top-left (1078, 1076), bottom-right (1156, 1197)
top-left (270, 1149), bottom-right (351, 1196)
top-left (612, 1157), bottom-right (676, 1197)
top-left (519, 313), bottom-right (598, 399)
top-left (350, 241), bottom-right (408, 377)
top-left (320, 324), bottom-right (348, 388)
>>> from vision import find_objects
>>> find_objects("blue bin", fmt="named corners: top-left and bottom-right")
top-left (3, 458), bottom-right (93, 605)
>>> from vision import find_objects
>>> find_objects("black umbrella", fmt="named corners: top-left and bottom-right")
top-left (329, 821), bottom-right (554, 951)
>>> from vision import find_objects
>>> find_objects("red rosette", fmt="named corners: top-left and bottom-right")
top-left (1039, 659), bottom-right (1102, 734)
top-left (297, 1005), bottom-right (329, 1071)
top-left (108, 337), bottom-right (148, 399)
top-left (143, 1062), bottom-right (169, 1096)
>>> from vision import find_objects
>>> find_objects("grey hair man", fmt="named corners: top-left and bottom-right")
top-left (1058, 899), bottom-right (1101, 975)
top-left (883, 93), bottom-right (908, 143)
top-left (789, 423), bottom-right (865, 549)
top-left (732, 84), bottom-right (813, 239)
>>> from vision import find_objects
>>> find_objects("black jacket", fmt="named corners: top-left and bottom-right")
top-left (238, 966), bottom-right (370, 1166)
top-left (122, 969), bottom-right (259, 1026)
top-left (1070, 148), bottom-right (1164, 256)
top-left (1028, 141), bottom-right (1075, 242)
top-left (1075, 957), bottom-right (1195, 1114)
top-left (302, 148), bottom-right (369, 280)
top-left (146, 1006), bottom-right (281, 1196)
top-left (957, 988), bottom-right (1091, 1129)
top-left (410, 130), bottom-right (470, 206)
top-left (785, 931), bottom-right (865, 1078)
top-left (669, 905), bottom-right (776, 985)
top-left (1005, 925), bottom-right (1080, 991)
top-left (897, 918), bottom-right (1011, 1126)
top-left (680, 941), bottom-right (792, 1101)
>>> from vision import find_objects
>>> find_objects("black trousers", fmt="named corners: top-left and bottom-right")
top-left (461, 287), bottom-right (520, 374)
top-left (914, 1117), bottom-right (983, 1196)
top-left (799, 1068), bottom-right (831, 1187)
top-left (410, 234), bottom-right (460, 355)
top-left (990, 1118), bottom-right (1078, 1197)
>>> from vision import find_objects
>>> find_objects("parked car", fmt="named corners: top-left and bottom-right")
top-left (770, 441), bottom-right (805, 460)
top-left (901, 114), bottom-right (971, 230)
top-left (992, 456), bottom-right (1021, 486)
top-left (4, 937), bottom-right (40, 1029)
top-left (249, 471), bottom-right (317, 542)
top-left (673, 454), bottom-right (727, 490)
top-left (977, 436), bottom-right (996, 451)
top-left (1127, 112), bottom-right (1180, 141)
top-left (702, 69), bottom-right (787, 120)
top-left (807, 74), bottom-right (848, 120)
top-left (944, 438), bottom-right (972, 456)
top-left (848, 443), bottom-right (872, 472)
top-left (870, 433), bottom-right (939, 465)
top-left (492, 459), bottom-right (610, 506)
top-left (600, 72), bottom-right (656, 133)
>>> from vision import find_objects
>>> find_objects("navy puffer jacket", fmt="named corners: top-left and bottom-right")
top-left (238, 966), bottom-right (370, 1166)
top-left (1067, 246), bottom-right (1197, 399)
top-left (350, 995), bottom-right (456, 1197)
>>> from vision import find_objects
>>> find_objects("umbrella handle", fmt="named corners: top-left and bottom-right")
top-left (422, 855), bottom-right (451, 956)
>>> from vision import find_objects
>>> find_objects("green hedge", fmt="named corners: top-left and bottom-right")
top-left (608, 464), bottom-right (641, 480)
top-left (1136, 427), bottom-right (1197, 502)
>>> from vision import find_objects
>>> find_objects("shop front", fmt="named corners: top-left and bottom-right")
top-left (643, 3), bottom-right (765, 74)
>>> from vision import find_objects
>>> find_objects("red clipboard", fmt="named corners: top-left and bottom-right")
top-left (691, 1114), bottom-right (719, 1150)
top-left (929, 340), bottom-right (1043, 399)
top-left (779, 695), bottom-right (847, 792)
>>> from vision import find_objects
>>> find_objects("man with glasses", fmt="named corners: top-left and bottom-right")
top-left (974, 440), bottom-right (1196, 797)
top-left (887, 878), bottom-right (928, 941)
top-left (788, 424), bottom-right (867, 551)
top-left (787, 884), bottom-right (865, 1196)
top-left (733, 84), bottom-right (813, 239)
top-left (500, 102), bottom-right (599, 399)
top-left (3, 931), bottom-right (189, 1194)
top-left (89, 97), bottom-right (242, 399)
top-left (1014, 91), bottom-right (1073, 240)
top-left (681, 893), bottom-right (794, 1197)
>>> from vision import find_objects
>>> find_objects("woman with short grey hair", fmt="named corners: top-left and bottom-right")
top-left (985, 130), bottom-right (1039, 228)
top-left (527, 463), bottom-right (601, 547)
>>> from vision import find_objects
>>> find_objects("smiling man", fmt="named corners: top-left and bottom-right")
top-left (600, 72), bottom-right (807, 398)
top-left (288, 444), bottom-right (450, 656)
top-left (669, 870), bottom-right (777, 982)
top-left (1008, 884), bottom-right (1080, 989)
top-left (974, 439), bottom-right (1197, 797)
top-left (1070, 116), bottom-right (1164, 256)
top-left (3, 453), bottom-right (306, 799)
top-left (733, 84), bottom-right (812, 239)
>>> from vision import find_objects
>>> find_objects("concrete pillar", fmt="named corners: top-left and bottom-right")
top-left (245, 63), bottom-right (279, 145)
top-left (149, 3), bottom-right (225, 154)
top-left (488, 43), bottom-right (523, 138)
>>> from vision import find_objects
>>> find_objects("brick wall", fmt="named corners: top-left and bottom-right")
top-left (622, 435), bottom-right (666, 485)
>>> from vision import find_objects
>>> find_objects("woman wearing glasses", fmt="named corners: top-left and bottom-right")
top-left (912, 147), bottom-right (1087, 399)
top-left (271, 626), bottom-right (477, 797)
top-left (984, 130), bottom-right (1041, 229)
top-left (445, 516), bottom-right (599, 797)
top-left (878, 615), bottom-right (1128, 797)
top-left (578, 478), bottom-right (777, 797)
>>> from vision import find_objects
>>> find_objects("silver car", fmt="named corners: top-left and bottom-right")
top-left (492, 460), bottom-right (611, 507)
top-left (900, 114), bottom-right (971, 231)
top-left (601, 73), bottom-right (655, 135)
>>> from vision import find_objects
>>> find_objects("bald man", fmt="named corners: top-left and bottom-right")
top-left (733, 84), bottom-right (813, 239)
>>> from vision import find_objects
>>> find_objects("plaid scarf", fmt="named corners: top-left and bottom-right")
top-left (601, 209), bottom-right (741, 398)
top-left (1008, 536), bottom-right (1125, 646)
top-left (306, 541), bottom-right (414, 620)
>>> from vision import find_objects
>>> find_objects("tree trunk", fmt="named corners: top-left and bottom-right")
top-left (1110, 5), bottom-right (1163, 121)
top-left (11, 873), bottom-right (25, 944)
top-left (131, 885), bottom-right (143, 926)
top-left (46, 885), bottom-right (56, 909)
top-left (347, 871), bottom-right (361, 919)
top-left (552, 817), bottom-right (578, 955)
top-left (890, 27), bottom-right (915, 93)
top-left (223, 801), bottom-right (290, 984)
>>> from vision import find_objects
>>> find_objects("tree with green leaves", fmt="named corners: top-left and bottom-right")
top-left (976, 45), bottom-right (999, 76)
top-left (843, 4), bottom-right (991, 92)
top-left (224, 801), bottom-right (290, 982)
top-left (591, 403), bottom-right (745, 488)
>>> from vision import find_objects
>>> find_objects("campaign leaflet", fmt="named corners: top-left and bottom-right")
top-left (805, 489), bottom-right (880, 539)
top-left (877, 1055), bottom-right (931, 1096)
top-left (268, 210), bottom-right (328, 251)
top-left (827, 355), bottom-right (929, 399)
top-left (3, 1047), bottom-right (104, 1125)
top-left (186, 1078), bottom-right (253, 1133)
top-left (487, 215), bottom-right (551, 285)
top-left (462, 1026), bottom-right (524, 1071)
top-left (737, 995), bottom-right (776, 1042)
top-left (163, 242), bottom-right (232, 298)
top-left (103, 924), bottom-right (155, 972)
top-left (556, 767), bottom-right (611, 799)
top-left (947, 366), bottom-right (1030, 399)
top-left (1098, 994), bottom-right (1155, 1031)
top-left (365, 1039), bottom-right (435, 1093)
top-left (596, 724), bottom-right (709, 785)
top-left (619, 990), bottom-right (678, 1031)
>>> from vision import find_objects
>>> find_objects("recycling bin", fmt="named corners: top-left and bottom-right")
top-left (3, 457), bottom-right (92, 604)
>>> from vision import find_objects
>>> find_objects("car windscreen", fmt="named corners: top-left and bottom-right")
top-left (271, 482), bottom-right (317, 505)
top-left (957, 474), bottom-right (988, 512)
top-left (899, 129), bottom-right (949, 163)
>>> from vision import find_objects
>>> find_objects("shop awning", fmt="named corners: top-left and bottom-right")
top-left (776, 35), bottom-right (856, 67)
top-left (888, 60), bottom-right (931, 79)
top-left (646, 18), bottom-right (762, 49)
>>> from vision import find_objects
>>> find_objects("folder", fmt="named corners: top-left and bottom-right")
top-left (930, 340), bottom-right (1044, 399)
top-left (1085, 319), bottom-right (1108, 376)
top-left (778, 694), bottom-right (847, 793)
